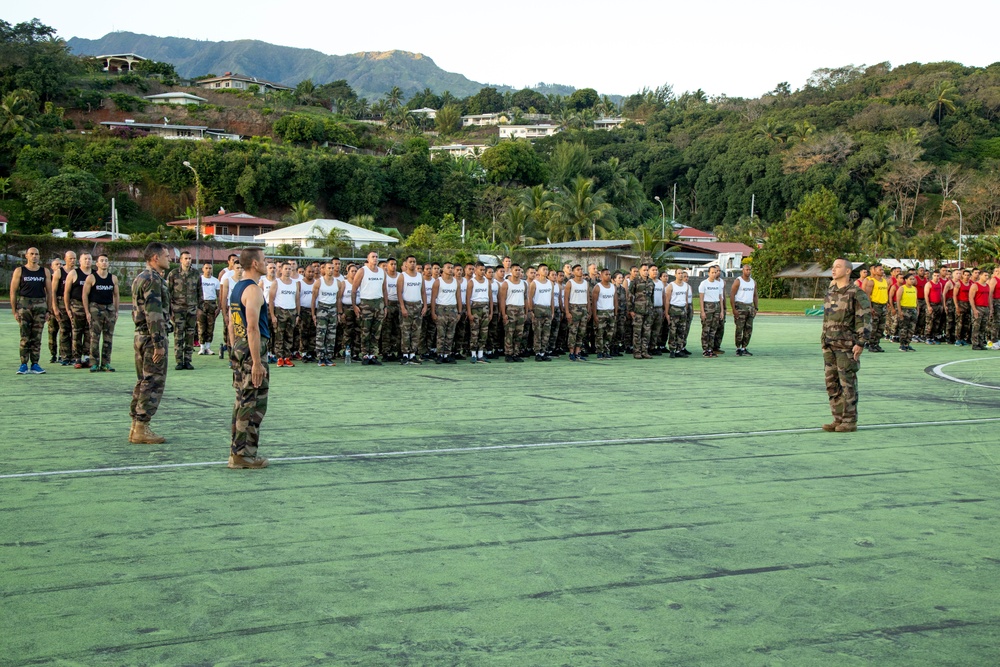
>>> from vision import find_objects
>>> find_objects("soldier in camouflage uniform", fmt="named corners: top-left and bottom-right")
top-left (380, 258), bottom-right (401, 360)
top-left (10, 247), bottom-right (52, 374)
top-left (352, 251), bottom-right (387, 364)
top-left (699, 266), bottom-right (726, 357)
top-left (665, 269), bottom-right (692, 357)
top-left (591, 268), bottom-right (617, 358)
top-left (64, 252), bottom-right (93, 367)
top-left (822, 258), bottom-right (872, 433)
top-left (628, 263), bottom-right (654, 359)
top-left (228, 247), bottom-right (270, 469)
top-left (129, 243), bottom-right (172, 444)
top-left (82, 254), bottom-right (120, 371)
top-left (47, 257), bottom-right (64, 363)
top-left (432, 262), bottom-right (460, 362)
top-left (613, 272), bottom-right (627, 355)
top-left (500, 265), bottom-right (527, 361)
top-left (167, 251), bottom-right (201, 370)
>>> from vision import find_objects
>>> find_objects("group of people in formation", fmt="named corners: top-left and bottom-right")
top-left (230, 252), bottom-right (761, 367)
top-left (856, 263), bottom-right (1000, 352)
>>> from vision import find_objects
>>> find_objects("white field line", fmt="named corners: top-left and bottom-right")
top-left (928, 357), bottom-right (1000, 390)
top-left (3, 417), bottom-right (1000, 481)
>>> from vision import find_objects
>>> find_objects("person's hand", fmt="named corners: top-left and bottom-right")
top-left (353, 305), bottom-right (360, 317)
top-left (400, 305), bottom-right (408, 318)
top-left (503, 314), bottom-right (509, 325)
top-left (251, 360), bottom-right (265, 387)
top-left (13, 310), bottom-right (20, 323)
top-left (432, 313), bottom-right (438, 322)
top-left (852, 344), bottom-right (863, 361)
top-left (153, 346), bottom-right (166, 363)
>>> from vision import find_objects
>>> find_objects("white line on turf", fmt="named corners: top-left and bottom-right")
top-left (3, 417), bottom-right (1000, 481)
top-left (928, 357), bottom-right (1000, 390)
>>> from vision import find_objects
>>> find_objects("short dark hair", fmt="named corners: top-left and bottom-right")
top-left (511, 263), bottom-right (521, 269)
top-left (572, 264), bottom-right (582, 270)
top-left (143, 243), bottom-right (167, 263)
top-left (179, 251), bottom-right (191, 258)
top-left (405, 255), bottom-right (416, 262)
top-left (240, 248), bottom-right (264, 270)
top-left (228, 254), bottom-right (238, 261)
top-left (97, 253), bottom-right (109, 261)
top-left (475, 261), bottom-right (485, 269)
top-left (537, 263), bottom-right (548, 270)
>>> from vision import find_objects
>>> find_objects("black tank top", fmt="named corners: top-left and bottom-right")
top-left (69, 269), bottom-right (91, 300)
top-left (19, 266), bottom-right (47, 298)
top-left (53, 267), bottom-right (66, 298)
top-left (90, 271), bottom-right (115, 305)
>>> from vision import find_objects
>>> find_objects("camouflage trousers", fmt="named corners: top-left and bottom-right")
top-left (551, 308), bottom-right (565, 352)
top-left (972, 305), bottom-right (991, 348)
top-left (454, 313), bottom-right (469, 355)
top-left (614, 311), bottom-right (628, 352)
top-left (70, 300), bottom-right (92, 361)
top-left (944, 301), bottom-right (956, 343)
top-left (338, 307), bottom-right (358, 356)
top-left (358, 298), bottom-right (385, 357)
top-left (172, 306), bottom-right (197, 364)
top-left (504, 306), bottom-right (525, 356)
top-left (955, 302), bottom-right (971, 342)
top-left (733, 302), bottom-right (756, 349)
top-left (868, 303), bottom-right (887, 347)
top-left (700, 302), bottom-right (723, 352)
top-left (533, 306), bottom-right (553, 354)
top-left (632, 309), bottom-right (653, 354)
top-left (648, 306), bottom-right (664, 351)
top-left (400, 301), bottom-right (423, 355)
top-left (567, 304), bottom-right (588, 349)
top-left (130, 332), bottom-right (167, 423)
top-left (314, 303), bottom-right (338, 359)
top-left (925, 302), bottom-right (944, 339)
top-left (420, 313), bottom-right (436, 355)
top-left (89, 303), bottom-right (117, 366)
top-left (380, 301), bottom-right (400, 357)
top-left (198, 301), bottom-right (218, 344)
top-left (17, 297), bottom-right (47, 365)
top-left (435, 305), bottom-right (459, 356)
top-left (897, 307), bottom-right (917, 346)
top-left (885, 303), bottom-right (898, 337)
top-left (595, 310), bottom-right (615, 354)
top-left (58, 308), bottom-right (73, 359)
top-left (48, 309), bottom-right (63, 359)
top-left (273, 307), bottom-right (296, 358)
top-left (488, 311), bottom-right (503, 353)
top-left (713, 314), bottom-right (725, 351)
top-left (231, 336), bottom-right (269, 458)
top-left (667, 305), bottom-right (689, 352)
top-left (823, 347), bottom-right (860, 425)
top-left (915, 300), bottom-right (927, 337)
top-left (992, 302), bottom-right (1000, 343)
top-left (468, 303), bottom-right (490, 351)
top-left (298, 308), bottom-right (316, 355)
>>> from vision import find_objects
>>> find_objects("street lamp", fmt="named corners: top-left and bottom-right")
top-left (183, 161), bottom-right (202, 265)
top-left (951, 200), bottom-right (963, 268)
top-left (654, 195), bottom-right (665, 238)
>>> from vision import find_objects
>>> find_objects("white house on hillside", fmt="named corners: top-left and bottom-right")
top-left (143, 92), bottom-right (208, 106)
top-left (430, 144), bottom-right (486, 158)
top-left (410, 107), bottom-right (437, 119)
top-left (255, 219), bottom-right (399, 253)
top-left (462, 113), bottom-right (507, 127)
top-left (498, 124), bottom-right (561, 140)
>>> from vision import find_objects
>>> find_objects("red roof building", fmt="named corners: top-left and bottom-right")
top-left (676, 226), bottom-right (718, 243)
top-left (167, 211), bottom-right (280, 243)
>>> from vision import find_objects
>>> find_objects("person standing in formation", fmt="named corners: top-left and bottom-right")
top-left (923, 269), bottom-right (945, 344)
top-left (197, 263), bottom-right (221, 355)
top-left (269, 262), bottom-right (300, 367)
top-left (730, 262), bottom-right (758, 356)
top-left (311, 261), bottom-right (342, 367)
top-left (895, 272), bottom-right (919, 352)
top-left (969, 270), bottom-right (991, 350)
top-left (352, 251), bottom-right (387, 366)
top-left (296, 264), bottom-right (316, 362)
top-left (466, 261), bottom-right (492, 364)
top-left (821, 258), bottom-right (871, 433)
top-left (398, 255), bottom-right (425, 365)
top-left (431, 261), bottom-right (460, 364)
top-left (954, 269), bottom-right (972, 346)
top-left (81, 253), bottom-right (120, 372)
top-left (648, 265), bottom-right (664, 356)
top-left (990, 267), bottom-right (1000, 349)
top-left (664, 269), bottom-right (691, 358)
top-left (10, 247), bottom-right (52, 375)
top-left (862, 263), bottom-right (888, 353)
top-left (565, 265), bottom-right (590, 362)
top-left (698, 265), bottom-right (726, 358)
top-left (527, 264), bottom-right (554, 362)
top-left (338, 264), bottom-right (358, 361)
top-left (227, 247), bottom-right (270, 469)
top-left (381, 257), bottom-right (401, 361)
top-left (629, 263), bottom-right (654, 360)
top-left (167, 251), bottom-right (201, 371)
top-left (218, 258), bottom-right (241, 359)
top-left (592, 268), bottom-right (617, 360)
top-left (63, 252), bottom-right (93, 369)
top-left (47, 256), bottom-right (65, 364)
top-left (129, 243), bottom-right (171, 445)
top-left (500, 264), bottom-right (527, 363)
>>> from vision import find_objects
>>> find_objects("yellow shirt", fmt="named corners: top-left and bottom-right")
top-left (899, 284), bottom-right (917, 308)
top-left (870, 277), bottom-right (888, 304)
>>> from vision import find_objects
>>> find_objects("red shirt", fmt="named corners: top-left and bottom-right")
top-left (916, 275), bottom-right (928, 299)
top-left (927, 280), bottom-right (943, 304)
top-left (993, 280), bottom-right (1000, 299)
top-left (974, 284), bottom-right (990, 307)
top-left (958, 281), bottom-right (971, 302)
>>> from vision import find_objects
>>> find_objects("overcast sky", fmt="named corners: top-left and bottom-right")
top-left (11, 0), bottom-right (999, 98)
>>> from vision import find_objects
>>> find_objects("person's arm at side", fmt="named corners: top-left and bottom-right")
top-left (82, 274), bottom-right (95, 324)
top-left (527, 281), bottom-right (536, 319)
top-left (563, 283), bottom-right (572, 322)
top-left (499, 283), bottom-right (509, 323)
top-left (862, 277), bottom-right (874, 298)
top-left (719, 280), bottom-right (726, 320)
top-left (924, 281), bottom-right (933, 313)
top-left (268, 281), bottom-right (278, 326)
top-left (398, 275), bottom-right (408, 318)
top-left (337, 282), bottom-right (345, 322)
top-left (243, 285), bottom-right (266, 388)
top-left (729, 280), bottom-right (739, 316)
top-left (663, 285), bottom-right (672, 322)
top-left (9, 267), bottom-right (20, 323)
top-left (311, 281), bottom-right (320, 323)
top-left (63, 269), bottom-right (74, 315)
top-left (294, 282), bottom-right (301, 320)
top-left (853, 291), bottom-right (871, 361)
top-left (140, 274), bottom-right (168, 364)
top-left (970, 284), bottom-right (980, 318)
top-left (431, 280), bottom-right (440, 322)
top-left (351, 270), bottom-right (363, 315)
top-left (466, 280), bottom-right (473, 319)
top-left (590, 284), bottom-right (599, 322)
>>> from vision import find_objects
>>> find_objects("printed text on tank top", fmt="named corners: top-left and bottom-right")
top-left (298, 280), bottom-right (314, 307)
top-left (69, 269), bottom-right (91, 300)
top-left (401, 273), bottom-right (423, 302)
top-left (735, 276), bottom-right (756, 304)
top-left (870, 277), bottom-right (889, 304)
top-left (316, 277), bottom-right (340, 305)
top-left (19, 266), bottom-right (47, 299)
top-left (470, 277), bottom-right (490, 303)
top-left (436, 278), bottom-right (458, 306)
top-left (532, 279), bottom-right (553, 306)
top-left (568, 279), bottom-right (589, 305)
top-left (357, 266), bottom-right (385, 300)
top-left (596, 284), bottom-right (615, 310)
top-left (652, 280), bottom-right (664, 307)
top-left (341, 281), bottom-right (354, 305)
top-left (90, 271), bottom-right (115, 305)
top-left (505, 279), bottom-right (525, 306)
top-left (699, 279), bottom-right (725, 303)
top-left (385, 273), bottom-right (399, 301)
top-left (260, 277), bottom-right (274, 302)
top-left (899, 285), bottom-right (917, 308)
top-left (669, 282), bottom-right (690, 307)
top-left (273, 278), bottom-right (298, 310)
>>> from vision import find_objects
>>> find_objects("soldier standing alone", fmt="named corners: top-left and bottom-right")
top-left (129, 243), bottom-right (172, 444)
top-left (822, 258), bottom-right (871, 433)
top-left (167, 251), bottom-right (202, 370)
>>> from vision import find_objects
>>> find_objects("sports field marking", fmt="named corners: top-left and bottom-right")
top-left (926, 357), bottom-right (1000, 390)
top-left (3, 416), bottom-right (1000, 481)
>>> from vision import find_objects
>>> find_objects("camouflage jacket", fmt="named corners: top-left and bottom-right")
top-left (133, 268), bottom-right (171, 347)
top-left (628, 276), bottom-right (654, 314)
top-left (615, 284), bottom-right (627, 316)
top-left (166, 267), bottom-right (201, 309)
top-left (822, 282), bottom-right (871, 351)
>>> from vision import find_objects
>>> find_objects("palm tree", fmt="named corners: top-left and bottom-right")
top-left (275, 243), bottom-right (303, 257)
top-left (859, 205), bottom-right (901, 258)
top-left (311, 225), bottom-right (351, 256)
top-left (348, 214), bottom-right (376, 230)
top-left (287, 200), bottom-right (319, 225)
top-left (356, 98), bottom-right (370, 119)
top-left (790, 120), bottom-right (815, 144)
top-left (370, 100), bottom-right (388, 119)
top-left (497, 203), bottom-right (535, 247)
top-left (520, 185), bottom-right (554, 232)
top-left (928, 80), bottom-right (958, 124)
top-left (385, 86), bottom-right (403, 110)
top-left (0, 176), bottom-right (10, 199)
top-left (0, 91), bottom-right (37, 136)
top-left (754, 120), bottom-right (785, 144)
top-left (548, 176), bottom-right (615, 242)
top-left (549, 141), bottom-right (592, 187)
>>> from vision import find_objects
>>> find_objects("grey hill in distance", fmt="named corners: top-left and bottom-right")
top-left (67, 31), bottom-right (578, 101)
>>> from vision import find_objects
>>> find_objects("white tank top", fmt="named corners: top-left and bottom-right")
top-left (735, 276), bottom-right (756, 304)
top-left (470, 277), bottom-right (490, 303)
top-left (341, 279), bottom-right (354, 305)
top-left (491, 279), bottom-right (501, 302)
top-left (273, 278), bottom-right (298, 310)
top-left (505, 279), bottom-right (525, 307)
top-left (552, 283), bottom-right (562, 308)
top-left (670, 282), bottom-right (690, 307)
top-left (316, 277), bottom-right (340, 305)
top-left (357, 266), bottom-right (385, 300)
top-left (436, 278), bottom-right (458, 306)
top-left (260, 277), bottom-right (274, 303)
top-left (298, 280), bottom-right (314, 307)
top-left (423, 277), bottom-right (434, 303)
top-left (401, 273), bottom-right (423, 302)
top-left (568, 279), bottom-right (589, 305)
top-left (385, 273), bottom-right (399, 301)
top-left (652, 280), bottom-right (664, 307)
top-left (532, 279), bottom-right (553, 306)
top-left (596, 283), bottom-right (616, 311)
top-left (699, 278), bottom-right (726, 303)
top-left (456, 278), bottom-right (466, 304)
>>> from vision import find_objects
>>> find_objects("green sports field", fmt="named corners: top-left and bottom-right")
top-left (2, 313), bottom-right (999, 666)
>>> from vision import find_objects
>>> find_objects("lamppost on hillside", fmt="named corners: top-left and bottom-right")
top-left (654, 195), bottom-right (665, 239)
top-left (183, 160), bottom-right (202, 265)
top-left (951, 199), bottom-right (963, 268)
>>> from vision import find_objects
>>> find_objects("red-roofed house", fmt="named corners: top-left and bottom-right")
top-left (167, 211), bottom-right (280, 243)
top-left (676, 226), bottom-right (718, 243)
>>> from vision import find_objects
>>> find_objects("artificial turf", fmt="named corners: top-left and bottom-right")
top-left (1, 314), bottom-right (998, 665)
